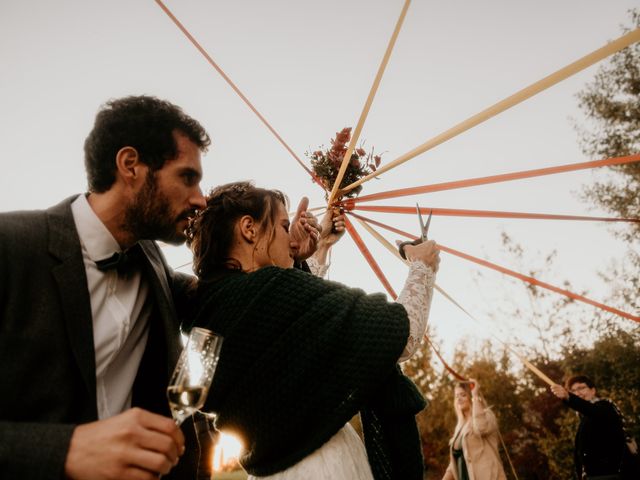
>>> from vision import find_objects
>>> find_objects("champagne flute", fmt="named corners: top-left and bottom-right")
top-left (167, 327), bottom-right (223, 426)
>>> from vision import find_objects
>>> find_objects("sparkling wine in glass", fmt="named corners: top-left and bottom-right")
top-left (167, 327), bottom-right (223, 426)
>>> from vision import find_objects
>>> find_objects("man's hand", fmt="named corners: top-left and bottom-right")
top-left (290, 197), bottom-right (321, 262)
top-left (64, 408), bottom-right (185, 480)
top-left (550, 383), bottom-right (569, 400)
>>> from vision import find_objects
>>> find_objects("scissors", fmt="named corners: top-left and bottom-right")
top-left (398, 204), bottom-right (432, 260)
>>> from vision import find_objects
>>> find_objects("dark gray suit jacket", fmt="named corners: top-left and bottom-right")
top-left (0, 196), bottom-right (198, 479)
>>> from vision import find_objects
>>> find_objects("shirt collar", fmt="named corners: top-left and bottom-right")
top-left (71, 194), bottom-right (122, 262)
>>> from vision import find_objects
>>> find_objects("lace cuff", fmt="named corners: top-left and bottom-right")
top-left (396, 261), bottom-right (435, 362)
top-left (307, 256), bottom-right (329, 278)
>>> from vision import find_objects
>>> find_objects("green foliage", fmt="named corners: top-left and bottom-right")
top-left (576, 9), bottom-right (640, 242)
top-left (535, 410), bottom-right (576, 478)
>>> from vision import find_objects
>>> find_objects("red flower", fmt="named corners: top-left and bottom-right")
top-left (333, 127), bottom-right (351, 148)
top-left (306, 126), bottom-right (384, 200)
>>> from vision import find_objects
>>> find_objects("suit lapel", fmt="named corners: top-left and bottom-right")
top-left (44, 198), bottom-right (182, 417)
top-left (47, 196), bottom-right (97, 407)
top-left (139, 241), bottom-right (182, 377)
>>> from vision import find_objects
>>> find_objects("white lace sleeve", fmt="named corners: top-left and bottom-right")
top-left (306, 256), bottom-right (329, 278)
top-left (396, 261), bottom-right (435, 362)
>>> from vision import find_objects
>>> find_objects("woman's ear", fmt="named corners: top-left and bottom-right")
top-left (239, 215), bottom-right (257, 243)
top-left (115, 146), bottom-right (142, 184)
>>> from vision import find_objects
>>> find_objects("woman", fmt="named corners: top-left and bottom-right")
top-left (443, 380), bottom-right (506, 480)
top-left (186, 181), bottom-right (440, 479)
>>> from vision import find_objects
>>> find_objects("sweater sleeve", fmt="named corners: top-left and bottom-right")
top-left (565, 395), bottom-right (620, 422)
top-left (470, 398), bottom-right (499, 437)
top-left (396, 261), bottom-right (436, 362)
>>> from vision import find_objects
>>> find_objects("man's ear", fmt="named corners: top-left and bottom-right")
top-left (115, 146), bottom-right (142, 183)
top-left (239, 215), bottom-right (257, 243)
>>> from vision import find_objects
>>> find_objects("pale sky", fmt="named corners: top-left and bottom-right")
top-left (1, 0), bottom-right (637, 357)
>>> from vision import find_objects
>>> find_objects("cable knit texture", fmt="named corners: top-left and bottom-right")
top-left (190, 266), bottom-right (426, 479)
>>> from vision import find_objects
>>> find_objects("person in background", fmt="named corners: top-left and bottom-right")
top-left (0, 95), bottom-right (211, 480)
top-left (551, 375), bottom-right (630, 479)
top-left (443, 379), bottom-right (507, 480)
top-left (184, 180), bottom-right (440, 479)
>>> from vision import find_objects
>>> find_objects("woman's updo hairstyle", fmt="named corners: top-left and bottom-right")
top-left (187, 181), bottom-right (288, 279)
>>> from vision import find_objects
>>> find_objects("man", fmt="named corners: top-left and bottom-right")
top-left (0, 95), bottom-right (211, 479)
top-left (551, 375), bottom-right (627, 479)
top-left (0, 95), bottom-right (322, 480)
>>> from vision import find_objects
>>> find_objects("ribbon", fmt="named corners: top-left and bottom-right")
top-left (327, 0), bottom-right (411, 204)
top-left (154, 0), bottom-right (323, 187)
top-left (344, 204), bottom-right (638, 224)
top-left (340, 29), bottom-right (640, 194)
top-left (342, 153), bottom-right (640, 204)
top-left (346, 212), bottom-right (639, 324)
top-left (343, 215), bottom-right (397, 299)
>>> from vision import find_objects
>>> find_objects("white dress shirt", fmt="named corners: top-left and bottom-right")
top-left (71, 195), bottom-right (152, 419)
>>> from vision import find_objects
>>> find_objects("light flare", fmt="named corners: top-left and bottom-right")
top-left (211, 431), bottom-right (244, 473)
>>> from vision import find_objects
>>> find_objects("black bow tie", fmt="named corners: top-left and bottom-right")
top-left (95, 245), bottom-right (144, 275)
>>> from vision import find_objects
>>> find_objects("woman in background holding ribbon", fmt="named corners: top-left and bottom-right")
top-left (443, 379), bottom-right (507, 480)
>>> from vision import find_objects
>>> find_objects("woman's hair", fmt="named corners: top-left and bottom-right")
top-left (450, 381), bottom-right (489, 443)
top-left (452, 382), bottom-right (473, 428)
top-left (187, 181), bottom-right (288, 279)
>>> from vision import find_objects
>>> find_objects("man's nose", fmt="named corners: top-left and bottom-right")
top-left (191, 187), bottom-right (206, 209)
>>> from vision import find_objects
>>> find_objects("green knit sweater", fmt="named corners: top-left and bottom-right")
top-left (190, 266), bottom-right (426, 479)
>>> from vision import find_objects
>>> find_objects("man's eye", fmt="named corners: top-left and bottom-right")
top-left (182, 173), bottom-right (197, 185)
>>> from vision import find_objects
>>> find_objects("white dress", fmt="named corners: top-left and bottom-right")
top-left (248, 259), bottom-right (436, 480)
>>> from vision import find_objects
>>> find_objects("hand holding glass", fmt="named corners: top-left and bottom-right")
top-left (167, 327), bottom-right (223, 426)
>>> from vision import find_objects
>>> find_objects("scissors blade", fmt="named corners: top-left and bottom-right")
top-left (416, 203), bottom-right (425, 240)
top-left (416, 203), bottom-right (432, 241)
top-left (422, 209), bottom-right (432, 241)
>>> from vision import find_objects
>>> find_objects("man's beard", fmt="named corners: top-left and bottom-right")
top-left (123, 171), bottom-right (191, 245)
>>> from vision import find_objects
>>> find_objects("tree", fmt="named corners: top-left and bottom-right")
top-left (576, 9), bottom-right (640, 242)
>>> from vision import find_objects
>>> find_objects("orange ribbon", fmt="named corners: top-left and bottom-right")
top-left (340, 154), bottom-right (640, 204)
top-left (343, 216), bottom-right (397, 299)
top-left (154, 0), bottom-right (325, 188)
top-left (423, 335), bottom-right (468, 382)
top-left (343, 204), bottom-right (638, 224)
top-left (346, 212), bottom-right (640, 324)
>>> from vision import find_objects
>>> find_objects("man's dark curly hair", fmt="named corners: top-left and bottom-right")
top-left (565, 374), bottom-right (596, 390)
top-left (84, 95), bottom-right (211, 193)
